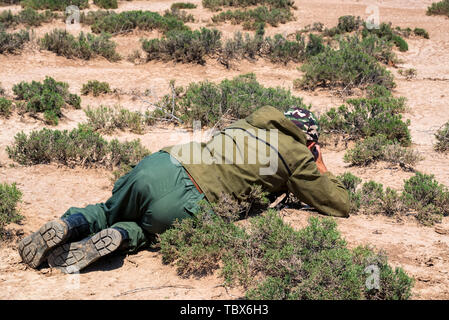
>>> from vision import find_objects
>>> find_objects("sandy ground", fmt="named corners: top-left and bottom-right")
top-left (0, 0), bottom-right (448, 300)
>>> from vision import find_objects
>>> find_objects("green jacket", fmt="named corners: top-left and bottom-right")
top-left (162, 106), bottom-right (350, 217)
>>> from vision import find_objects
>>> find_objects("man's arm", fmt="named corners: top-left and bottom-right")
top-left (286, 145), bottom-right (350, 217)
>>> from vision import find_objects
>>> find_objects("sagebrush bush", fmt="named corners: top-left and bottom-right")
top-left (161, 205), bottom-right (414, 299)
top-left (319, 85), bottom-right (410, 145)
top-left (0, 8), bottom-right (55, 28)
top-left (413, 28), bottom-right (429, 39)
top-left (81, 80), bottom-right (111, 97)
top-left (362, 23), bottom-right (409, 52)
top-left (427, 0), bottom-right (449, 17)
top-left (163, 7), bottom-right (195, 23)
top-left (89, 10), bottom-right (188, 35)
top-left (12, 76), bottom-right (80, 124)
top-left (94, 0), bottom-right (117, 9)
top-left (296, 38), bottom-right (395, 90)
top-left (203, 0), bottom-right (294, 10)
top-left (21, 0), bottom-right (89, 11)
top-left (0, 29), bottom-right (30, 54)
top-left (343, 134), bottom-right (421, 168)
top-left (84, 105), bottom-right (149, 134)
top-left (211, 6), bottom-right (294, 30)
top-left (434, 121), bottom-right (449, 152)
top-left (142, 28), bottom-right (221, 64)
top-left (40, 29), bottom-right (120, 62)
top-left (6, 125), bottom-right (150, 169)
top-left (171, 2), bottom-right (197, 10)
top-left (0, 182), bottom-right (23, 238)
top-left (153, 73), bottom-right (307, 127)
top-left (0, 97), bottom-right (13, 117)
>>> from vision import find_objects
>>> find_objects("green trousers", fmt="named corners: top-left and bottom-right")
top-left (62, 151), bottom-right (205, 252)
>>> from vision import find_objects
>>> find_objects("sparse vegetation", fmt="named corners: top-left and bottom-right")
top-left (398, 68), bottom-right (417, 80)
top-left (0, 97), bottom-right (13, 117)
top-left (427, 0), bottom-right (449, 17)
top-left (202, 0), bottom-right (295, 11)
top-left (0, 182), bottom-right (23, 239)
top-left (20, 0), bottom-right (89, 11)
top-left (84, 105), bottom-right (148, 134)
top-left (0, 28), bottom-right (30, 54)
top-left (152, 74), bottom-right (307, 127)
top-left (6, 125), bottom-right (150, 169)
top-left (89, 10), bottom-right (189, 35)
top-left (171, 2), bottom-right (197, 10)
top-left (0, 8), bottom-right (56, 28)
top-left (319, 85), bottom-right (410, 145)
top-left (161, 202), bottom-right (414, 299)
top-left (81, 80), bottom-right (111, 97)
top-left (434, 121), bottom-right (449, 152)
top-left (12, 76), bottom-right (81, 125)
top-left (413, 28), bottom-right (429, 39)
top-left (211, 6), bottom-right (294, 30)
top-left (93, 0), bottom-right (117, 10)
top-left (40, 29), bottom-right (120, 62)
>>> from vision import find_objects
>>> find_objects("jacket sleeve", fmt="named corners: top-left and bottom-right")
top-left (286, 155), bottom-right (350, 218)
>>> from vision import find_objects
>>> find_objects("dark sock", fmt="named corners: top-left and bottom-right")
top-left (112, 227), bottom-right (129, 250)
top-left (61, 213), bottom-right (90, 241)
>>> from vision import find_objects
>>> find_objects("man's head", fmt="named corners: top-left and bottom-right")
top-left (284, 107), bottom-right (320, 145)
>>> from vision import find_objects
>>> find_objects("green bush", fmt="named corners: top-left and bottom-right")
top-left (402, 172), bottom-right (449, 225)
top-left (319, 85), bottom-right (410, 145)
top-left (0, 29), bottom-right (30, 54)
top-left (161, 206), bottom-right (414, 299)
top-left (21, 0), bottom-right (89, 11)
top-left (413, 28), bottom-right (429, 39)
top-left (434, 121), bottom-right (449, 152)
top-left (0, 97), bottom-right (13, 117)
top-left (171, 2), bottom-right (197, 10)
top-left (0, 182), bottom-right (23, 238)
top-left (84, 105), bottom-right (148, 134)
top-left (81, 80), bottom-right (111, 97)
top-left (40, 29), bottom-right (120, 62)
top-left (296, 37), bottom-right (395, 90)
top-left (202, 0), bottom-right (294, 10)
top-left (89, 10), bottom-right (188, 35)
top-left (12, 76), bottom-right (80, 124)
top-left (427, 0), bottom-right (449, 17)
top-left (154, 73), bottom-right (307, 127)
top-left (163, 7), bottom-right (195, 23)
top-left (142, 28), bottom-right (221, 64)
top-left (211, 6), bottom-right (294, 30)
top-left (0, 8), bottom-right (55, 28)
top-left (343, 134), bottom-right (421, 168)
top-left (0, 0), bottom-right (21, 5)
top-left (94, 0), bottom-right (117, 9)
top-left (6, 125), bottom-right (150, 169)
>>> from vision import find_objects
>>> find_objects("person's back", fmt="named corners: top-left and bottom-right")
top-left (163, 106), bottom-right (350, 217)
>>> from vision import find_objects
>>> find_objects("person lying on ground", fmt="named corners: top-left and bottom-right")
top-left (18, 106), bottom-right (350, 273)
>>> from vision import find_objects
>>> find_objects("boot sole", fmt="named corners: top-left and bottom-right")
top-left (18, 220), bottom-right (69, 269)
top-left (47, 228), bottom-right (122, 274)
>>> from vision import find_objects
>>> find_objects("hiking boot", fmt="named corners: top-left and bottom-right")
top-left (18, 220), bottom-right (70, 269)
top-left (47, 228), bottom-right (123, 274)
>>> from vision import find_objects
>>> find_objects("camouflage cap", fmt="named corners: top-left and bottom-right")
top-left (284, 107), bottom-right (320, 143)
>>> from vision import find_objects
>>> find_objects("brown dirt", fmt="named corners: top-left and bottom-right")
top-left (1, 0), bottom-right (448, 300)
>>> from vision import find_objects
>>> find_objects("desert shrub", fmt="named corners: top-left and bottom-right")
top-left (0, 8), bottom-right (55, 28)
top-left (202, 0), bottom-right (294, 10)
top-left (211, 6), bottom-right (294, 30)
top-left (84, 105), bottom-right (148, 134)
top-left (163, 7), bottom-right (195, 23)
top-left (81, 80), bottom-right (111, 97)
top-left (21, 0), bottom-right (88, 11)
top-left (319, 85), bottom-right (410, 145)
top-left (12, 76), bottom-right (80, 123)
top-left (343, 134), bottom-right (421, 168)
top-left (6, 125), bottom-right (150, 169)
top-left (89, 10), bottom-right (188, 35)
top-left (398, 68), bottom-right (417, 80)
top-left (79, 10), bottom-right (113, 25)
top-left (434, 121), bottom-right (449, 152)
top-left (0, 82), bottom-right (4, 95)
top-left (413, 28), bottom-right (429, 39)
top-left (0, 28), bottom-right (30, 54)
top-left (154, 73), bottom-right (307, 127)
top-left (142, 28), bottom-right (221, 64)
top-left (171, 2), bottom-right (197, 10)
top-left (161, 205), bottom-right (414, 299)
top-left (0, 97), bottom-right (13, 117)
top-left (427, 0), bottom-right (449, 17)
top-left (0, 182), bottom-right (23, 238)
top-left (362, 23), bottom-right (408, 52)
top-left (0, 0), bottom-right (21, 5)
top-left (40, 29), bottom-right (120, 62)
top-left (336, 15), bottom-right (363, 33)
top-left (402, 172), bottom-right (449, 225)
top-left (94, 0), bottom-right (117, 9)
top-left (296, 38), bottom-right (395, 90)
top-left (336, 172), bottom-right (362, 214)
